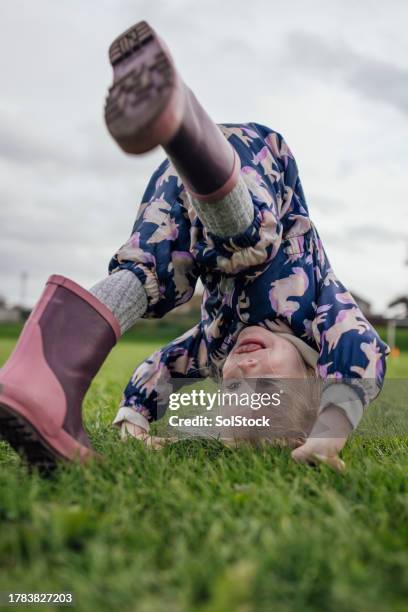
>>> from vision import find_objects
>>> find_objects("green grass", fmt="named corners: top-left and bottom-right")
top-left (1, 328), bottom-right (408, 612)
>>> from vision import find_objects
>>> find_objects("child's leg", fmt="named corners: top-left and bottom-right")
top-left (105, 21), bottom-right (254, 237)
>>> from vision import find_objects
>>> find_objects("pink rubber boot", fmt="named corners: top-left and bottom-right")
top-left (0, 275), bottom-right (120, 469)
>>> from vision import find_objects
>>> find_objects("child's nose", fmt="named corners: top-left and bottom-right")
top-left (239, 358), bottom-right (257, 374)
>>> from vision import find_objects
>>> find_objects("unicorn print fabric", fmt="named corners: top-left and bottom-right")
top-left (109, 123), bottom-right (389, 427)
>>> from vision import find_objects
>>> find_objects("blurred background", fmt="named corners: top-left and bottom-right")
top-left (1, 0), bottom-right (408, 346)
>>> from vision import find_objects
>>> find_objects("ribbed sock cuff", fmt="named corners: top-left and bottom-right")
top-left (188, 175), bottom-right (254, 237)
top-left (89, 270), bottom-right (147, 335)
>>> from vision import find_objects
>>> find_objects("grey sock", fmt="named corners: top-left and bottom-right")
top-left (89, 270), bottom-right (147, 335)
top-left (188, 175), bottom-right (254, 237)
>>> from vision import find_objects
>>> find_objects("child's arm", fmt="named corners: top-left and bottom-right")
top-left (293, 246), bottom-right (389, 469)
top-left (113, 324), bottom-right (209, 435)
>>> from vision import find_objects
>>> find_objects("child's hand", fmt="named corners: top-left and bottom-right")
top-left (120, 421), bottom-right (178, 449)
top-left (291, 404), bottom-right (352, 472)
top-left (120, 421), bottom-right (148, 441)
top-left (291, 437), bottom-right (346, 472)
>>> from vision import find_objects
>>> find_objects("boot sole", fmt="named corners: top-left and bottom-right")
top-left (0, 394), bottom-right (94, 472)
top-left (104, 21), bottom-right (180, 154)
top-left (0, 402), bottom-right (61, 471)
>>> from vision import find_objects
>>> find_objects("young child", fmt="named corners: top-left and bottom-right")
top-left (0, 21), bottom-right (388, 471)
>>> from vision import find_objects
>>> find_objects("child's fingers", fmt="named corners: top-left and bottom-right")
top-left (291, 447), bottom-right (346, 472)
top-left (291, 446), bottom-right (311, 464)
top-left (312, 453), bottom-right (346, 472)
top-left (143, 436), bottom-right (166, 450)
top-left (144, 435), bottom-right (181, 450)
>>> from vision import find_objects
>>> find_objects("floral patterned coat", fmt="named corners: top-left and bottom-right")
top-left (109, 123), bottom-right (389, 429)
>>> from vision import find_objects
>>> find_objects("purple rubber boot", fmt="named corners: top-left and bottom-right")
top-left (104, 20), bottom-right (240, 202)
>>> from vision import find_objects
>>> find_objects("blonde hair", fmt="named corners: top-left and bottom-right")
top-left (219, 368), bottom-right (321, 449)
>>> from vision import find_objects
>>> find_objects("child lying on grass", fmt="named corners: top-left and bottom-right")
top-left (0, 21), bottom-right (388, 472)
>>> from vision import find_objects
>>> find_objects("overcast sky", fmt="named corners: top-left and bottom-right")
top-left (1, 0), bottom-right (407, 312)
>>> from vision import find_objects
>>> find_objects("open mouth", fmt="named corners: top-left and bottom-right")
top-left (234, 339), bottom-right (266, 354)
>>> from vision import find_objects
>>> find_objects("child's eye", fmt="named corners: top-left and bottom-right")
top-left (226, 381), bottom-right (241, 390)
top-left (257, 379), bottom-right (278, 390)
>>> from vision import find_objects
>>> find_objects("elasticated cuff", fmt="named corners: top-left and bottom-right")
top-left (195, 202), bottom-right (282, 277)
top-left (112, 407), bottom-right (150, 432)
top-left (319, 383), bottom-right (364, 430)
top-left (207, 205), bottom-right (263, 252)
top-left (111, 262), bottom-right (161, 317)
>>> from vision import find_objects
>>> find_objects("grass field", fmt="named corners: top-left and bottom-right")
top-left (1, 325), bottom-right (408, 611)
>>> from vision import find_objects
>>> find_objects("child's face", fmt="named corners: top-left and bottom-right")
top-left (222, 326), bottom-right (308, 380)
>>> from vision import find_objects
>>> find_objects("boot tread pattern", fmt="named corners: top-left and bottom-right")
top-left (105, 51), bottom-right (173, 123)
top-left (109, 20), bottom-right (154, 66)
top-left (0, 403), bottom-right (59, 472)
top-left (104, 21), bottom-right (175, 150)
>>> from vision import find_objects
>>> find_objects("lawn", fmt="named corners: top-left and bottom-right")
top-left (0, 326), bottom-right (408, 611)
